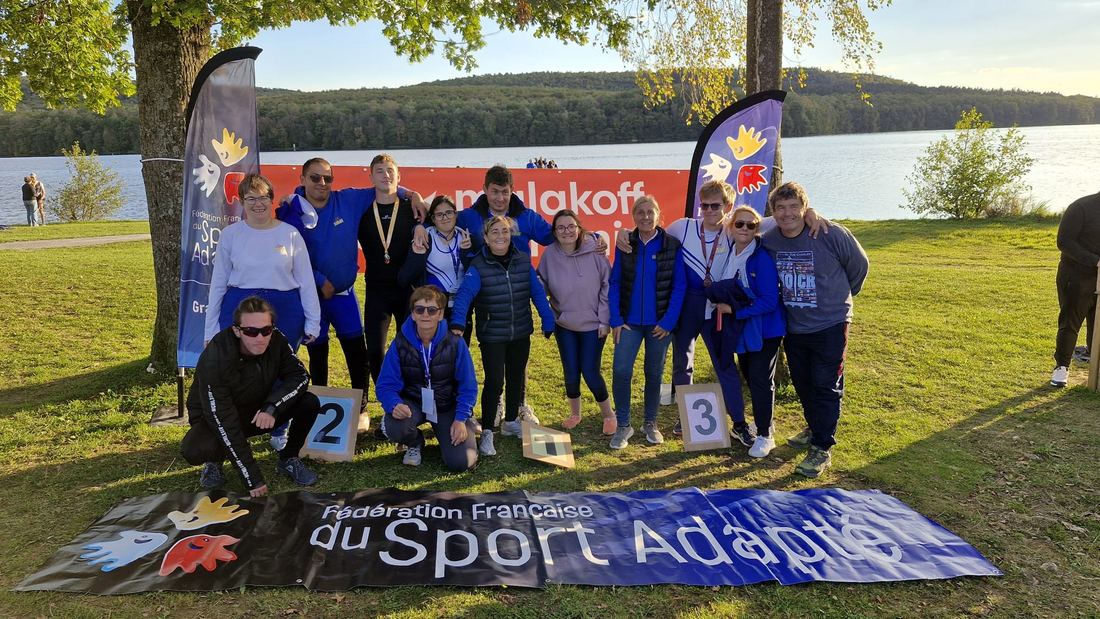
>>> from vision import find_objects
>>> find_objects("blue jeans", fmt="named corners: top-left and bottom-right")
top-left (24, 200), bottom-right (38, 226)
top-left (784, 323), bottom-right (849, 450)
top-left (612, 324), bottom-right (673, 426)
top-left (555, 327), bottom-right (609, 401)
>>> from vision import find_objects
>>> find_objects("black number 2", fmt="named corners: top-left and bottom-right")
top-left (313, 403), bottom-right (345, 444)
top-left (693, 397), bottom-right (716, 436)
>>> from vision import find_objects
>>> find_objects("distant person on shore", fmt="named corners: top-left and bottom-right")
top-left (526, 159), bottom-right (536, 169)
top-left (21, 176), bottom-right (37, 226)
top-left (763, 182), bottom-right (868, 478)
top-left (376, 285), bottom-right (479, 470)
top-left (548, 160), bottom-right (558, 169)
top-left (1050, 191), bottom-right (1099, 387)
top-left (30, 173), bottom-right (45, 225)
top-left (182, 296), bottom-right (321, 495)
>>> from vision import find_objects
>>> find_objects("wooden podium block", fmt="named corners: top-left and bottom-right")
top-left (676, 383), bottom-right (732, 452)
top-left (299, 386), bottom-right (363, 462)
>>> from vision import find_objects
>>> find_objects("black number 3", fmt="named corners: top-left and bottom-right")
top-left (693, 397), bottom-right (716, 436)
top-left (313, 403), bottom-right (345, 444)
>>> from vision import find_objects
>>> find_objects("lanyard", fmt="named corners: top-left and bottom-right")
top-left (372, 201), bottom-right (398, 264)
top-left (435, 228), bottom-right (461, 277)
top-left (418, 340), bottom-right (434, 389)
top-left (698, 221), bottom-right (720, 286)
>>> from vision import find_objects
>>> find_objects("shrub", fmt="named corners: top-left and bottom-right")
top-left (46, 142), bottom-right (126, 222)
top-left (902, 108), bottom-right (1035, 219)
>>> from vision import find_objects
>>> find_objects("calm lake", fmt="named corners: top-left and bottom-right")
top-left (3, 124), bottom-right (1098, 226)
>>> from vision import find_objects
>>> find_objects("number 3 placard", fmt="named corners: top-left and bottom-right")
top-left (299, 386), bottom-right (363, 462)
top-left (675, 384), bottom-right (731, 452)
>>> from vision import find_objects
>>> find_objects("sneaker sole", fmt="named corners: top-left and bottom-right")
top-left (1050, 381), bottom-right (1067, 387)
top-left (796, 465), bottom-right (827, 478)
top-left (610, 442), bottom-right (629, 450)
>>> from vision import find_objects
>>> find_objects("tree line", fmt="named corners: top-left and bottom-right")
top-left (0, 69), bottom-right (1096, 156)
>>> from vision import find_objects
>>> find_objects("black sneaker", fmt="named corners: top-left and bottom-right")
top-left (200, 462), bottom-right (224, 489)
top-left (672, 421), bottom-right (683, 436)
top-left (276, 456), bottom-right (318, 486)
top-left (732, 422), bottom-right (756, 447)
top-left (373, 427), bottom-right (387, 440)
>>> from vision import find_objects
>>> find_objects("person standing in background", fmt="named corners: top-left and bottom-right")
top-left (30, 173), bottom-right (45, 225)
top-left (1051, 191), bottom-right (1100, 387)
top-left (21, 176), bottom-right (38, 226)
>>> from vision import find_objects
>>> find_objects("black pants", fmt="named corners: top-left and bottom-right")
top-left (382, 401), bottom-right (478, 472)
top-left (363, 285), bottom-right (411, 388)
top-left (181, 392), bottom-right (321, 464)
top-left (1055, 262), bottom-right (1097, 367)
top-left (785, 324), bottom-right (848, 451)
top-left (737, 336), bottom-right (783, 438)
top-left (479, 338), bottom-right (530, 429)
top-left (306, 336), bottom-right (369, 391)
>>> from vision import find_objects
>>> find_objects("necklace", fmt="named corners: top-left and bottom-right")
top-left (372, 200), bottom-right (398, 264)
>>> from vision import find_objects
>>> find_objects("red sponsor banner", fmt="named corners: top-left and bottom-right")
top-left (263, 166), bottom-right (691, 267)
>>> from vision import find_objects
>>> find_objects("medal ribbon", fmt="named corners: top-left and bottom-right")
top-left (373, 200), bottom-right (398, 263)
top-left (699, 222), bottom-right (720, 285)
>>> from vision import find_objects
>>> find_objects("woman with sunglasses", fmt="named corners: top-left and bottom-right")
top-left (205, 173), bottom-right (320, 352)
top-left (451, 216), bottom-right (556, 457)
top-left (536, 209), bottom-right (615, 434)
top-left (375, 286), bottom-right (479, 471)
top-left (398, 195), bottom-right (476, 339)
top-left (714, 206), bottom-right (786, 458)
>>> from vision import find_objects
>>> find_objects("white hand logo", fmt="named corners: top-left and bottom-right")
top-left (700, 153), bottom-right (734, 183)
top-left (192, 154), bottom-right (221, 197)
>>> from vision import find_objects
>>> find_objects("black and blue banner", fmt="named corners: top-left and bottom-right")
top-left (14, 488), bottom-right (999, 594)
top-left (176, 47), bottom-right (263, 368)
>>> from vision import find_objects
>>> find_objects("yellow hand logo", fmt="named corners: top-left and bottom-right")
top-left (212, 128), bottom-right (249, 166)
top-left (167, 496), bottom-right (249, 531)
top-left (726, 125), bottom-right (766, 161)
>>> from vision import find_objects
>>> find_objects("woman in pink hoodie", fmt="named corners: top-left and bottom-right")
top-left (537, 210), bottom-right (615, 434)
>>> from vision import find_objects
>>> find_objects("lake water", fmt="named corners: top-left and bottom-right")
top-left (3, 124), bottom-right (1098, 226)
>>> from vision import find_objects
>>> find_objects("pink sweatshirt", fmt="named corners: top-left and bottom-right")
top-left (537, 235), bottom-right (611, 332)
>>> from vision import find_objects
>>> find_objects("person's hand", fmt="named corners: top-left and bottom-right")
top-left (303, 333), bottom-right (317, 345)
top-left (320, 279), bottom-right (336, 299)
top-left (411, 235), bottom-right (429, 255)
top-left (716, 302), bottom-right (733, 314)
top-left (410, 191), bottom-right (428, 222)
top-left (252, 410), bottom-right (275, 429)
top-left (250, 484), bottom-right (268, 498)
top-left (413, 225), bottom-right (430, 247)
top-left (652, 325), bottom-right (671, 340)
top-left (458, 227), bottom-right (472, 250)
top-left (392, 403), bottom-right (412, 420)
top-left (451, 327), bottom-right (464, 337)
top-left (278, 194), bottom-right (294, 208)
top-left (598, 325), bottom-right (610, 339)
top-left (615, 229), bottom-right (633, 253)
top-left (805, 207), bottom-right (834, 239)
top-left (593, 233), bottom-right (609, 254)
top-left (450, 419), bottom-right (468, 446)
top-left (613, 324), bottom-right (630, 344)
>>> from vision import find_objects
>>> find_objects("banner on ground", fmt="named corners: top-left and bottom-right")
top-left (15, 488), bottom-right (999, 594)
top-left (684, 90), bottom-right (786, 219)
top-left (176, 47), bottom-right (263, 369)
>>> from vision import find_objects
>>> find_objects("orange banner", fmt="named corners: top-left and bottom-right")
top-left (263, 165), bottom-right (691, 267)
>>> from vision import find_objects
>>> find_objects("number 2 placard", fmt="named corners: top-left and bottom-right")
top-left (675, 384), bottom-right (731, 452)
top-left (300, 386), bottom-right (362, 462)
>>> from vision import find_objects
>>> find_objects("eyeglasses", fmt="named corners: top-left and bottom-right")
top-left (412, 306), bottom-right (441, 316)
top-left (733, 220), bottom-right (758, 230)
top-left (308, 173), bottom-right (334, 184)
top-left (237, 325), bottom-right (274, 338)
top-left (699, 202), bottom-right (725, 212)
top-left (433, 210), bottom-right (456, 220)
top-left (555, 224), bottom-right (578, 233)
top-left (242, 195), bottom-right (272, 206)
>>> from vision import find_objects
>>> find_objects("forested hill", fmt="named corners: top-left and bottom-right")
top-left (1, 69), bottom-right (1097, 156)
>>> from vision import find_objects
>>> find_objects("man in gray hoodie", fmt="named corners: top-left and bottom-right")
top-left (762, 182), bottom-right (869, 478)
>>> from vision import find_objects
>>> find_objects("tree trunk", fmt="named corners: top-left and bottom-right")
top-left (126, 2), bottom-right (212, 371)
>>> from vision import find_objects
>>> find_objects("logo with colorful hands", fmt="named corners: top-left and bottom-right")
top-left (79, 530), bottom-right (169, 572)
top-left (159, 534), bottom-right (240, 576)
top-left (167, 496), bottom-right (250, 531)
top-left (211, 128), bottom-right (249, 166)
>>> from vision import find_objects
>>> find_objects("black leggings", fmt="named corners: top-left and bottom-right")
top-left (479, 338), bottom-right (530, 429)
top-left (363, 285), bottom-right (411, 388)
top-left (306, 336), bottom-right (368, 391)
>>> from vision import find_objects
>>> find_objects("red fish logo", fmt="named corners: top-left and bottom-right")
top-left (158, 534), bottom-right (240, 576)
top-left (223, 172), bottom-right (246, 204)
top-left (736, 164), bottom-right (768, 195)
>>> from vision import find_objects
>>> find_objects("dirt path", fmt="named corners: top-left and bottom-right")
top-left (0, 234), bottom-right (151, 250)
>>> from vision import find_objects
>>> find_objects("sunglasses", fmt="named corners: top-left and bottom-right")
top-left (699, 202), bottom-right (725, 212)
top-left (308, 173), bottom-right (334, 184)
top-left (412, 306), bottom-right (441, 316)
top-left (237, 325), bottom-right (274, 338)
top-left (733, 220), bottom-right (758, 230)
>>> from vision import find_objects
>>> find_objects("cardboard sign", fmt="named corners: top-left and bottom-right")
top-left (675, 384), bottom-right (732, 452)
top-left (521, 422), bottom-right (575, 468)
top-left (299, 386), bottom-right (363, 462)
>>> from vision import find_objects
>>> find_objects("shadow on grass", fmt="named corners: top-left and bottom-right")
top-left (0, 358), bottom-right (159, 419)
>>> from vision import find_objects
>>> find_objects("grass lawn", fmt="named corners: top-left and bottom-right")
top-left (0, 219), bottom-right (1096, 618)
top-left (0, 220), bottom-right (150, 243)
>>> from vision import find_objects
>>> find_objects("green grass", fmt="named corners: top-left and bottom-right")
top-left (0, 220), bottom-right (149, 243)
top-left (1, 219), bottom-right (1097, 617)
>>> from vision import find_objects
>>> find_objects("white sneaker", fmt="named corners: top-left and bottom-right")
top-left (403, 446), bottom-right (422, 466)
top-left (610, 426), bottom-right (634, 450)
top-left (479, 430), bottom-right (496, 456)
top-left (501, 419), bottom-right (523, 437)
top-left (748, 435), bottom-right (776, 458)
top-left (1050, 366), bottom-right (1069, 387)
top-left (518, 404), bottom-right (540, 426)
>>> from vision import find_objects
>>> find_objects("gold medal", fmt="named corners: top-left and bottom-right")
top-left (372, 201), bottom-right (398, 265)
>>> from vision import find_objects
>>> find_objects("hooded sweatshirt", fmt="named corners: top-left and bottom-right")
top-left (537, 235), bottom-right (611, 332)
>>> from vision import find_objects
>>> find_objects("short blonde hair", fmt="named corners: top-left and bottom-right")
top-left (631, 195), bottom-right (661, 216)
top-left (237, 174), bottom-right (274, 200)
top-left (699, 180), bottom-right (735, 206)
top-left (730, 205), bottom-right (761, 225)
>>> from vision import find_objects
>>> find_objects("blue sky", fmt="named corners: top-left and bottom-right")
top-left (248, 0), bottom-right (1100, 97)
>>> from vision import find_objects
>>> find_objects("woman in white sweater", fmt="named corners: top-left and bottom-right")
top-left (204, 174), bottom-right (321, 351)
